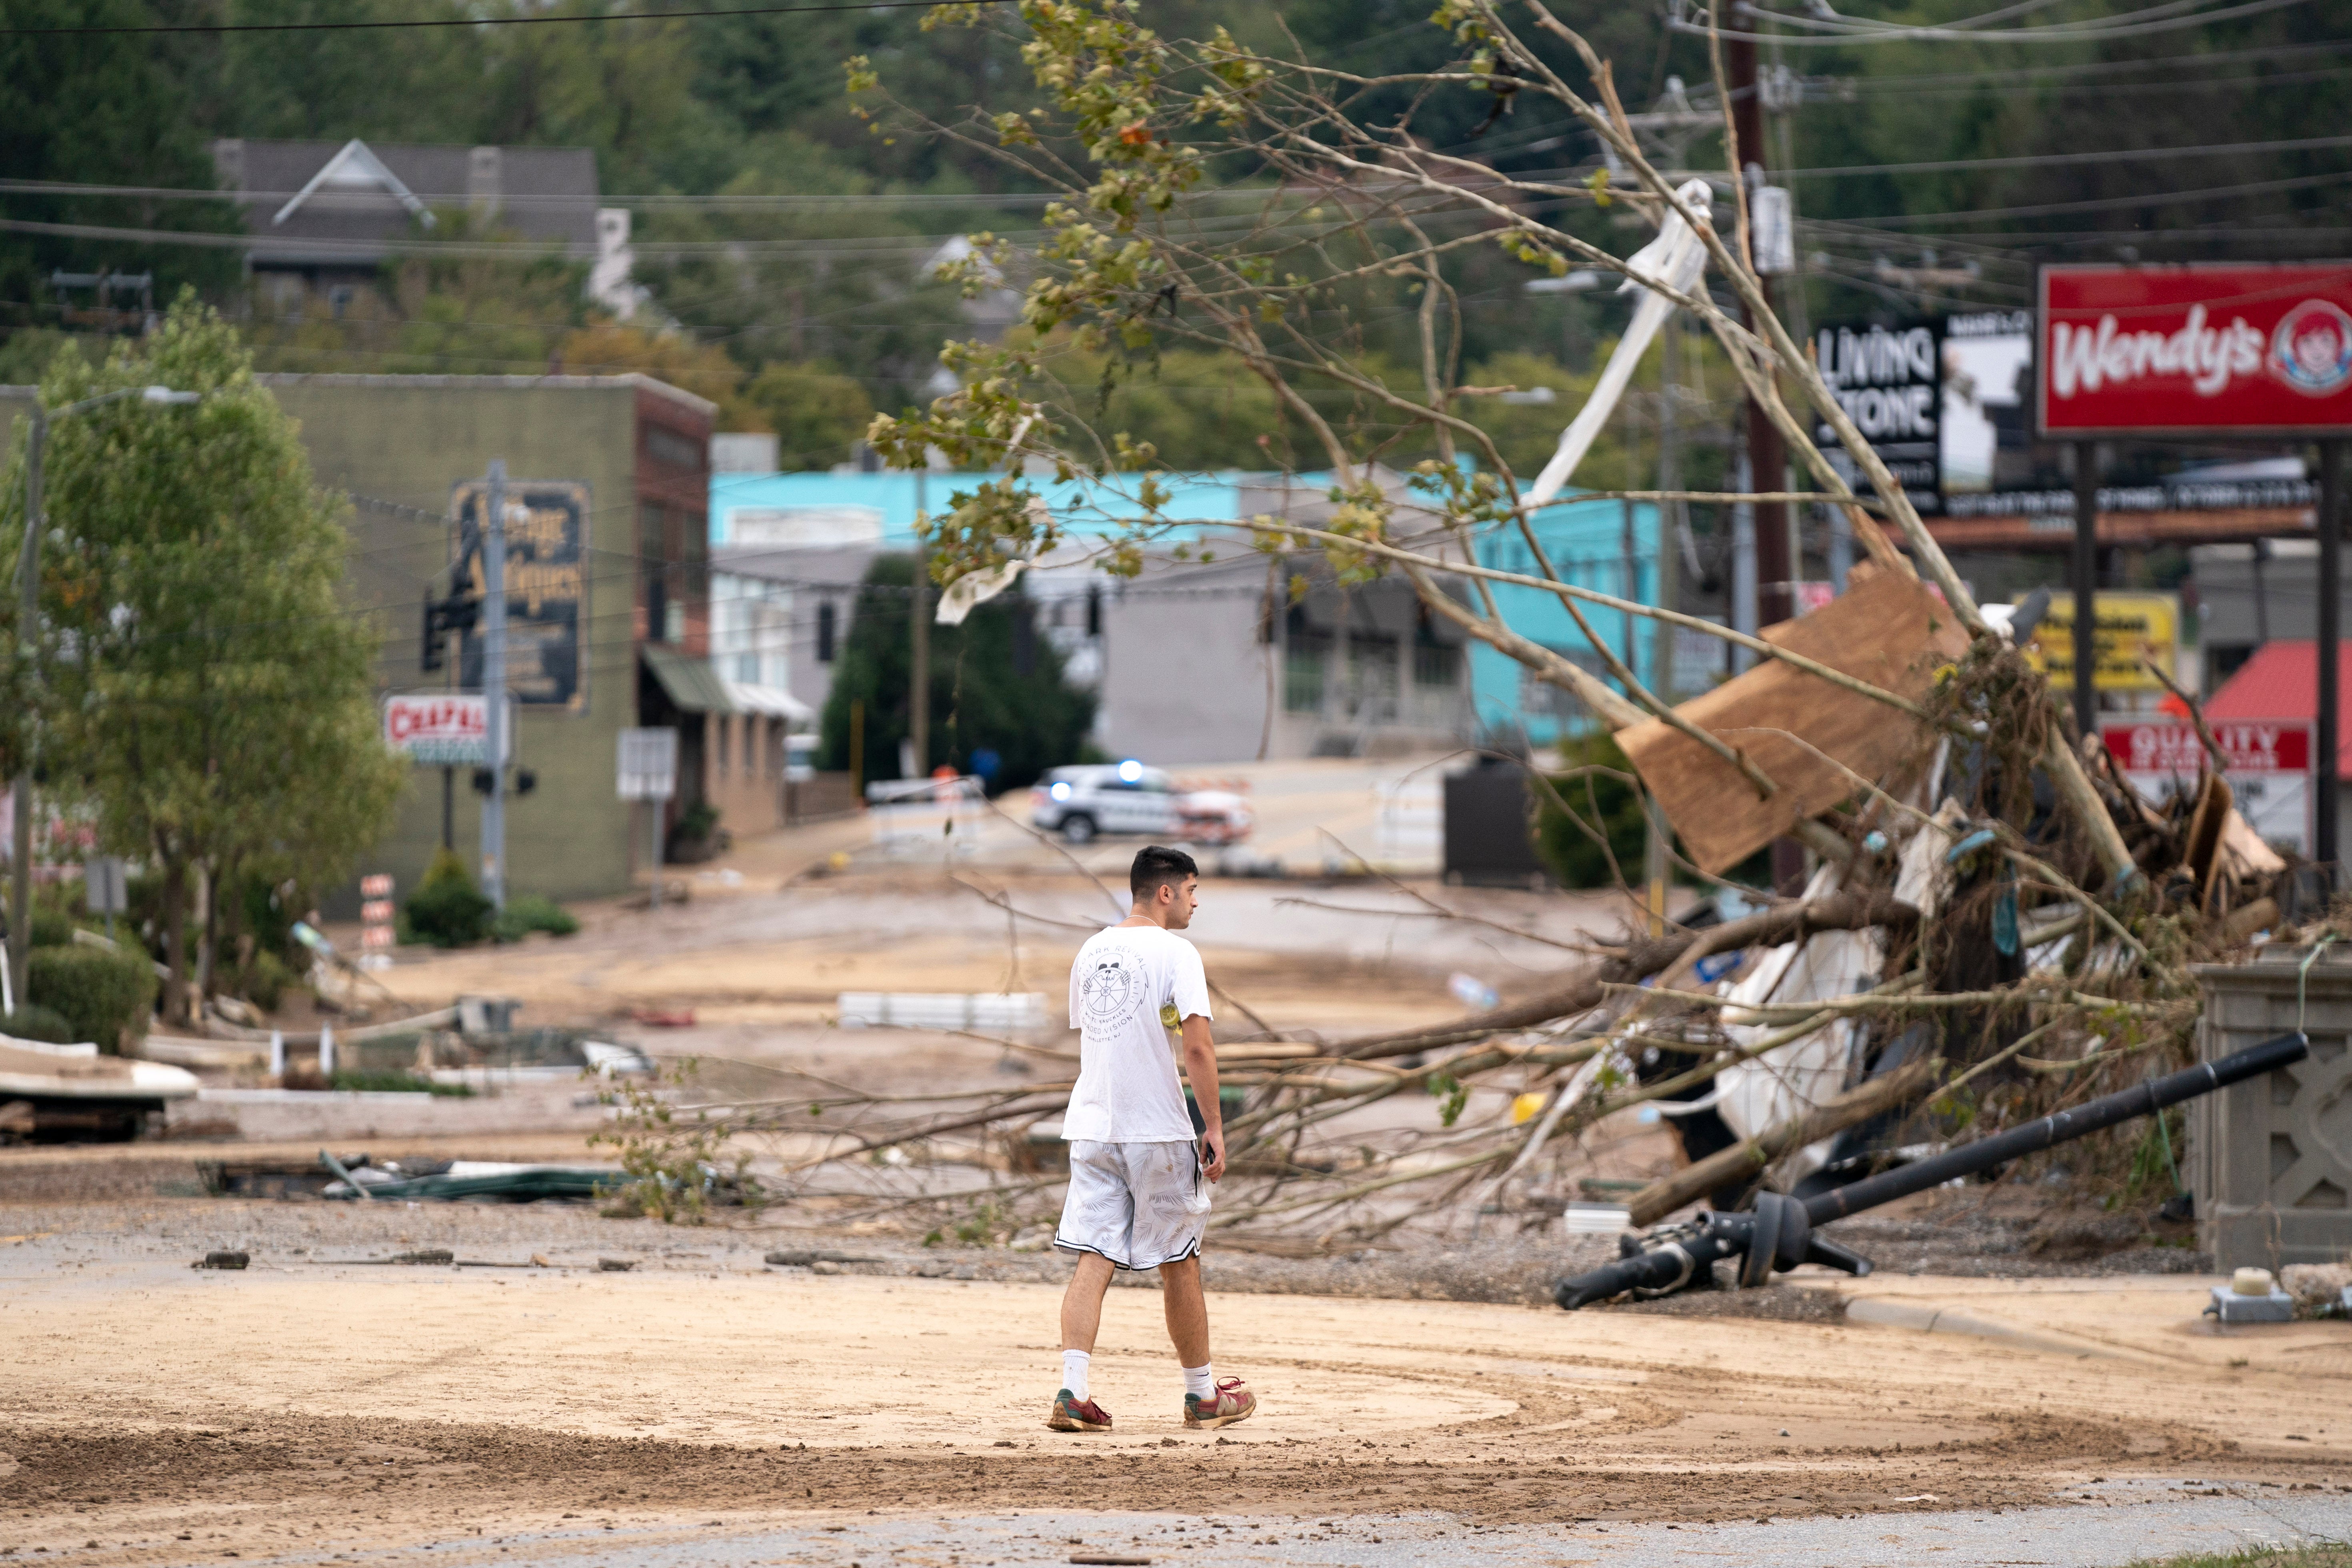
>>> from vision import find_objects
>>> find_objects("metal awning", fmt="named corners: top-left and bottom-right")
top-left (641, 645), bottom-right (735, 715)
top-left (722, 679), bottom-right (814, 723)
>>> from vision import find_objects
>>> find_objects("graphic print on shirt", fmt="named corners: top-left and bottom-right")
top-left (1078, 949), bottom-right (1149, 1032)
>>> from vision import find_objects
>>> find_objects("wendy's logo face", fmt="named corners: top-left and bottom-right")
top-left (2270, 300), bottom-right (2352, 396)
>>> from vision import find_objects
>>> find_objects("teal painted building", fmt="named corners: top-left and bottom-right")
top-left (1469, 496), bottom-right (1664, 747)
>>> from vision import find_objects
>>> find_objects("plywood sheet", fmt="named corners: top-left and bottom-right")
top-left (1618, 571), bottom-right (1970, 874)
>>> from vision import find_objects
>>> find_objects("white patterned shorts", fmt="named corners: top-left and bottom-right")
top-left (1054, 1140), bottom-right (1210, 1272)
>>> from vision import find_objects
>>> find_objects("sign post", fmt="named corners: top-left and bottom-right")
top-left (2039, 261), bottom-right (2352, 874)
top-left (618, 727), bottom-right (678, 910)
top-left (480, 460), bottom-right (508, 912)
top-left (83, 856), bottom-right (127, 944)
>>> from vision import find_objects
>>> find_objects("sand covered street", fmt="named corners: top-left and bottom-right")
top-left (2, 1205), bottom-right (2348, 1566)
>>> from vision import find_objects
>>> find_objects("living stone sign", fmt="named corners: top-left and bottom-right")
top-left (450, 479), bottom-right (591, 713)
top-left (2039, 262), bottom-right (2352, 436)
top-left (1814, 319), bottom-right (1942, 513)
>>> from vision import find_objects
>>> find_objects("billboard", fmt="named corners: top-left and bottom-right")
top-left (1812, 307), bottom-right (2320, 524)
top-left (384, 693), bottom-right (488, 765)
top-left (450, 479), bottom-right (591, 714)
top-left (2102, 720), bottom-right (2310, 853)
top-left (1815, 320), bottom-right (1942, 512)
top-left (2039, 263), bottom-right (2352, 437)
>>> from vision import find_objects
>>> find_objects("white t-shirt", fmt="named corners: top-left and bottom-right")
top-left (1063, 923), bottom-right (1213, 1144)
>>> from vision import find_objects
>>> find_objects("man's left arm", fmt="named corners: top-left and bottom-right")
top-left (1178, 1014), bottom-right (1225, 1183)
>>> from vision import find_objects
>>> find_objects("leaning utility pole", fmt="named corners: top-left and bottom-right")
top-left (480, 460), bottom-right (508, 911)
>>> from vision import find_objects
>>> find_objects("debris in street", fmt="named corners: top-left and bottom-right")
top-left (1557, 1034), bottom-right (2306, 1308)
top-left (318, 1152), bottom-right (627, 1203)
top-left (597, 1258), bottom-right (636, 1272)
top-left (192, 1250), bottom-right (249, 1270)
top-left (390, 1249), bottom-right (456, 1266)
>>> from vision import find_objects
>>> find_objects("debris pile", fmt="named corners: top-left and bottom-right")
top-left (609, 560), bottom-right (2308, 1268)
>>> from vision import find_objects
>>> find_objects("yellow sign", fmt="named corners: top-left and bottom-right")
top-left (2017, 591), bottom-right (2178, 692)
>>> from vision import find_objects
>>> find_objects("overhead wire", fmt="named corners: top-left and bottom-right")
top-left (0, 0), bottom-right (1020, 38)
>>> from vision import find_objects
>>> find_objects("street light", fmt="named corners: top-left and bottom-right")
top-left (9, 384), bottom-right (200, 1014)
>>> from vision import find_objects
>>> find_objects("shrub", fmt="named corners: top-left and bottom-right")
top-left (28, 907), bottom-right (74, 948)
top-left (493, 894), bottom-right (580, 944)
top-left (223, 949), bottom-right (297, 1012)
top-left (404, 847), bottom-right (493, 948)
top-left (326, 1069), bottom-right (473, 1098)
top-left (1532, 732), bottom-right (1653, 891)
top-left (1, 1006), bottom-right (74, 1044)
top-left (28, 944), bottom-right (158, 1052)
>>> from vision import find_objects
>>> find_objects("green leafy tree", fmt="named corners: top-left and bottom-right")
top-left (742, 360), bottom-right (876, 469)
top-left (818, 553), bottom-right (1094, 790)
top-left (3, 296), bottom-right (406, 1023)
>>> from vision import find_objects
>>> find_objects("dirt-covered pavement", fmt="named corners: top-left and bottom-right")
top-left (2, 1185), bottom-right (2348, 1567)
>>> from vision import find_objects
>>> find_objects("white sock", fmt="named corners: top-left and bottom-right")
top-left (1183, 1363), bottom-right (1214, 1401)
top-left (1061, 1349), bottom-right (1091, 1401)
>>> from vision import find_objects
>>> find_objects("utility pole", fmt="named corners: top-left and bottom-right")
top-left (1725, 32), bottom-right (1793, 631)
top-left (480, 460), bottom-right (508, 911)
top-left (1729, 30), bottom-right (1805, 894)
top-left (10, 405), bottom-right (44, 1014)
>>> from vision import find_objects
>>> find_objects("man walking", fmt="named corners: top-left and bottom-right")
top-left (1048, 845), bottom-right (1256, 1434)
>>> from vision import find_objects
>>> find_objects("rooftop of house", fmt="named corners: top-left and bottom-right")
top-left (212, 138), bottom-right (602, 265)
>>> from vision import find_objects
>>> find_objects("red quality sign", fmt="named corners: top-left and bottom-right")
top-left (2040, 263), bottom-right (2352, 435)
top-left (2102, 722), bottom-right (2309, 775)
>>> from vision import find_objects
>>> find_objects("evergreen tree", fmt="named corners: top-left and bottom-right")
top-left (819, 554), bottom-right (1094, 791)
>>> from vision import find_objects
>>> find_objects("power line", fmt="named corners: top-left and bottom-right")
top-left (0, 0), bottom-right (1016, 38)
top-left (1690, 0), bottom-right (2313, 46)
top-left (1833, 166), bottom-right (2352, 226)
top-left (1786, 131), bottom-right (2352, 180)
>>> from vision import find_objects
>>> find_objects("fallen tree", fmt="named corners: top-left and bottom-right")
top-left (594, 2), bottom-right (2308, 1248)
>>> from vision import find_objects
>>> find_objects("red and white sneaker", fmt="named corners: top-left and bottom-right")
top-left (1046, 1389), bottom-right (1112, 1432)
top-left (1182, 1377), bottom-right (1256, 1430)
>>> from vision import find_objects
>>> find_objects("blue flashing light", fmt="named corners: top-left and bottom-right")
top-left (1116, 759), bottom-right (1143, 782)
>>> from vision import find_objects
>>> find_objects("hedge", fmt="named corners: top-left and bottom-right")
top-left (29, 944), bottom-right (159, 1053)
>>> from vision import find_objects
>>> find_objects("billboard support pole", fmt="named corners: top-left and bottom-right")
top-left (2071, 441), bottom-right (2098, 738)
top-left (2320, 440), bottom-right (2344, 877)
top-left (480, 460), bottom-right (508, 911)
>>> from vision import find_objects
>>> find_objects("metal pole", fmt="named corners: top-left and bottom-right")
top-left (648, 798), bottom-right (663, 911)
top-left (1730, 450), bottom-right (1758, 673)
top-left (2071, 440), bottom-right (2099, 738)
top-left (910, 470), bottom-right (929, 776)
top-left (2319, 440), bottom-right (2344, 875)
top-left (1619, 497), bottom-right (1638, 682)
top-left (9, 405), bottom-right (42, 1013)
top-left (481, 460), bottom-right (508, 910)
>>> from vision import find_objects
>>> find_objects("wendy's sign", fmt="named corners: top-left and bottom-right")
top-left (2038, 263), bottom-right (2352, 437)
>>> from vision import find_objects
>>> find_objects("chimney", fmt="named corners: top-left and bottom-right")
top-left (467, 146), bottom-right (502, 223)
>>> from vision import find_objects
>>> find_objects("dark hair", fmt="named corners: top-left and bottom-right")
top-left (1130, 845), bottom-right (1198, 900)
